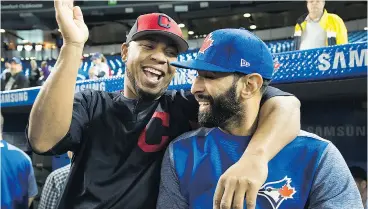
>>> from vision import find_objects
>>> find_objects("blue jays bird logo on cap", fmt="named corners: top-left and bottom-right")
top-left (258, 176), bottom-right (296, 209)
top-left (199, 33), bottom-right (213, 54)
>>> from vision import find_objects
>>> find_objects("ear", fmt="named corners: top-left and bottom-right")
top-left (361, 180), bottom-right (367, 189)
top-left (121, 43), bottom-right (129, 62)
top-left (239, 73), bottom-right (263, 99)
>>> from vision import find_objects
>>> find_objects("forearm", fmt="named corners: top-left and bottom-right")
top-left (28, 44), bottom-right (84, 153)
top-left (242, 96), bottom-right (301, 161)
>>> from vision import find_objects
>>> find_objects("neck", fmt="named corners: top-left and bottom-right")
top-left (220, 102), bottom-right (259, 136)
top-left (123, 80), bottom-right (139, 99)
top-left (309, 11), bottom-right (323, 21)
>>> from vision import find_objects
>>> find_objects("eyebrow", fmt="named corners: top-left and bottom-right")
top-left (142, 37), bottom-right (178, 51)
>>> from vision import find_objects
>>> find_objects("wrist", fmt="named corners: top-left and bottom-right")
top-left (62, 42), bottom-right (85, 50)
top-left (241, 147), bottom-right (270, 162)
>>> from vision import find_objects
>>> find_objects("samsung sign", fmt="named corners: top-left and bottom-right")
top-left (318, 48), bottom-right (368, 71)
top-left (1, 92), bottom-right (28, 103)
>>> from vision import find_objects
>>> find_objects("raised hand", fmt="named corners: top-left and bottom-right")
top-left (54, 0), bottom-right (89, 46)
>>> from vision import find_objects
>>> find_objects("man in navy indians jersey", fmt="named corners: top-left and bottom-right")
top-left (158, 28), bottom-right (363, 209)
top-left (27, 0), bottom-right (302, 208)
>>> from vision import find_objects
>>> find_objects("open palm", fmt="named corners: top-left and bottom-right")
top-left (55, 0), bottom-right (89, 46)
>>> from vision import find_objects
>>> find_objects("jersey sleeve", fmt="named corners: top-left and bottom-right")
top-left (157, 143), bottom-right (189, 209)
top-left (26, 159), bottom-right (38, 198)
top-left (260, 86), bottom-right (294, 106)
top-left (307, 143), bottom-right (364, 209)
top-left (26, 90), bottom-right (94, 155)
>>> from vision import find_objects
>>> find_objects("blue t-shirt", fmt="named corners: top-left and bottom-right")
top-left (157, 128), bottom-right (363, 209)
top-left (1, 140), bottom-right (38, 209)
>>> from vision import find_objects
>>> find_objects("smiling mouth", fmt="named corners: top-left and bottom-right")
top-left (142, 67), bottom-right (164, 82)
top-left (198, 101), bottom-right (210, 106)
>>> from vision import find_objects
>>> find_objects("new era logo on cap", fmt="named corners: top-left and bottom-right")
top-left (240, 59), bottom-right (250, 67)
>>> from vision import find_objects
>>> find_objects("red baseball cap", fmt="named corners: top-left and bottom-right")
top-left (126, 13), bottom-right (189, 53)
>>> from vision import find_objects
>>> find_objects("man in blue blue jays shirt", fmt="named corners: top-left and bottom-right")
top-left (157, 28), bottom-right (363, 209)
top-left (1, 113), bottom-right (38, 209)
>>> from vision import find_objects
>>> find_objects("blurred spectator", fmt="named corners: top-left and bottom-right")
top-left (350, 166), bottom-right (367, 208)
top-left (293, 0), bottom-right (348, 50)
top-left (29, 60), bottom-right (41, 87)
top-left (1, 57), bottom-right (30, 91)
top-left (1, 61), bottom-right (11, 80)
top-left (38, 151), bottom-right (73, 209)
top-left (0, 112), bottom-right (38, 208)
top-left (40, 61), bottom-right (51, 83)
top-left (88, 53), bottom-right (110, 79)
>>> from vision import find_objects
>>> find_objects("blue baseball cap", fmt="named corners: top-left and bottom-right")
top-left (91, 53), bottom-right (103, 60)
top-left (170, 28), bottom-right (274, 80)
top-left (10, 57), bottom-right (22, 65)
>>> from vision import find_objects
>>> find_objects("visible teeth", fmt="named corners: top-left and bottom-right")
top-left (199, 102), bottom-right (210, 105)
top-left (144, 67), bottom-right (162, 76)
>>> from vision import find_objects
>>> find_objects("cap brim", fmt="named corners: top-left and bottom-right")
top-left (131, 30), bottom-right (189, 53)
top-left (170, 59), bottom-right (235, 73)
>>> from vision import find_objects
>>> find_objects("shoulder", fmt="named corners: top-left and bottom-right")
top-left (2, 141), bottom-right (32, 171)
top-left (5, 141), bottom-right (32, 163)
top-left (261, 86), bottom-right (294, 105)
top-left (74, 89), bottom-right (121, 104)
top-left (327, 12), bottom-right (344, 22)
top-left (169, 127), bottom-right (215, 148)
top-left (292, 130), bottom-right (331, 152)
top-left (162, 89), bottom-right (193, 102)
top-left (298, 130), bottom-right (330, 143)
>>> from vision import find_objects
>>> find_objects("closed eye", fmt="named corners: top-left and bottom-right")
top-left (142, 43), bottom-right (154, 50)
top-left (197, 71), bottom-right (216, 80)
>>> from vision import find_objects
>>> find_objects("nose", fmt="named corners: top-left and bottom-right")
top-left (150, 48), bottom-right (167, 65)
top-left (191, 76), bottom-right (205, 96)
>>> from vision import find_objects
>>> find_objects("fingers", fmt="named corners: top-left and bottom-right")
top-left (213, 178), bottom-right (225, 209)
top-left (245, 183), bottom-right (259, 209)
top-left (214, 177), bottom-right (261, 209)
top-left (220, 180), bottom-right (235, 209)
top-left (214, 177), bottom-right (236, 209)
top-left (73, 6), bottom-right (84, 22)
top-left (231, 178), bottom-right (248, 209)
top-left (54, 0), bottom-right (61, 10)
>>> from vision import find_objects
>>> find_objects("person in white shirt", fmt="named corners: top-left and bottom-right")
top-left (88, 53), bottom-right (110, 79)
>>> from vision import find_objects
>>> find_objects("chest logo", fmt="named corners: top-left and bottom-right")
top-left (138, 111), bottom-right (170, 152)
top-left (258, 176), bottom-right (296, 209)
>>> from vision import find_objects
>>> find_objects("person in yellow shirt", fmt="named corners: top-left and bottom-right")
top-left (293, 0), bottom-right (348, 50)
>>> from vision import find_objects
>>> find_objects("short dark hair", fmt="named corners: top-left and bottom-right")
top-left (350, 166), bottom-right (367, 181)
